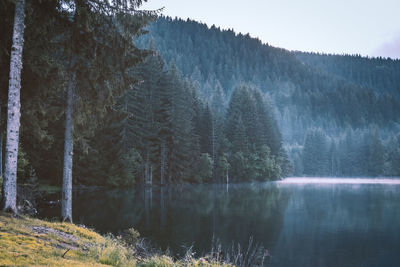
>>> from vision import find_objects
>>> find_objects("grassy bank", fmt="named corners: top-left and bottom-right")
top-left (0, 212), bottom-right (229, 266)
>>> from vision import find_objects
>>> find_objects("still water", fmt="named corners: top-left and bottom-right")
top-left (38, 178), bottom-right (400, 267)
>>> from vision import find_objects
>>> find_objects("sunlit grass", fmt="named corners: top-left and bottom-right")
top-left (0, 212), bottom-right (232, 266)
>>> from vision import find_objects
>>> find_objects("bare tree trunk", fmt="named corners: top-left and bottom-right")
top-left (226, 170), bottom-right (229, 192)
top-left (61, 69), bottom-right (76, 222)
top-left (145, 150), bottom-right (153, 186)
top-left (1, 102), bottom-right (3, 204)
top-left (144, 187), bottom-right (152, 226)
top-left (160, 186), bottom-right (166, 230)
top-left (2, 0), bottom-right (26, 214)
top-left (144, 153), bottom-right (149, 186)
top-left (0, 102), bottom-right (3, 179)
top-left (212, 184), bottom-right (217, 238)
top-left (211, 118), bottom-right (217, 182)
top-left (160, 143), bottom-right (166, 186)
top-left (144, 188), bottom-right (148, 225)
top-left (150, 165), bottom-right (153, 185)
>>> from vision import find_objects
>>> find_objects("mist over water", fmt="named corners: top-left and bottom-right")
top-left (38, 179), bottom-right (400, 266)
top-left (280, 177), bottom-right (400, 184)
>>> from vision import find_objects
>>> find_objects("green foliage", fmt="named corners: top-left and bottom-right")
top-left (217, 153), bottom-right (230, 179)
top-left (1, 0), bottom-right (156, 187)
top-left (229, 152), bottom-right (249, 181)
top-left (251, 146), bottom-right (281, 181)
top-left (302, 128), bottom-right (329, 176)
top-left (142, 16), bottom-right (400, 134)
top-left (91, 235), bottom-right (133, 266)
top-left (224, 85), bottom-right (286, 181)
top-left (297, 125), bottom-right (400, 177)
top-left (120, 228), bottom-right (141, 247)
top-left (139, 16), bottom-right (400, 178)
top-left (385, 134), bottom-right (400, 176)
top-left (193, 153), bottom-right (214, 183)
top-left (17, 145), bottom-right (30, 182)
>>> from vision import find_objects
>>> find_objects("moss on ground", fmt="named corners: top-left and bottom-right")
top-left (0, 212), bottom-right (231, 266)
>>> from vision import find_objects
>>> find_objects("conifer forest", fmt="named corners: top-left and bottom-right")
top-left (1, 1), bottom-right (400, 266)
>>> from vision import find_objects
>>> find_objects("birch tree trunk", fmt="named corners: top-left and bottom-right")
top-left (0, 102), bottom-right (3, 179)
top-left (61, 69), bottom-right (76, 222)
top-left (2, 0), bottom-right (26, 213)
top-left (1, 102), bottom-right (3, 203)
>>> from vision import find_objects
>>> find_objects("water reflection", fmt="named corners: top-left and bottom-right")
top-left (272, 182), bottom-right (400, 267)
top-left (37, 180), bottom-right (400, 266)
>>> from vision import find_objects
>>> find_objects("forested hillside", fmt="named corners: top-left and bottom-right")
top-left (139, 16), bottom-right (400, 177)
top-left (1, 5), bottom-right (399, 196)
top-left (1, 3), bottom-right (289, 192)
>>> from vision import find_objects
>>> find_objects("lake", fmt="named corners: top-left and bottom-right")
top-left (37, 177), bottom-right (400, 267)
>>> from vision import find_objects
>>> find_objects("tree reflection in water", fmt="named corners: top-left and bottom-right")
top-left (37, 181), bottom-right (400, 267)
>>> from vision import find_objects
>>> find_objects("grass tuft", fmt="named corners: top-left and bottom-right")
top-left (0, 212), bottom-right (232, 266)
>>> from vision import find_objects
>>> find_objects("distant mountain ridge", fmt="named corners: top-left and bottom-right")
top-left (139, 17), bottom-right (400, 138)
top-left (295, 51), bottom-right (400, 94)
top-left (137, 16), bottom-right (400, 176)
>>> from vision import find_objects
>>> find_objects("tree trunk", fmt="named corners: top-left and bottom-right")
top-left (61, 69), bottom-right (76, 222)
top-left (2, 0), bottom-right (26, 213)
top-left (145, 150), bottom-right (152, 186)
top-left (0, 102), bottom-right (3, 179)
top-left (211, 118), bottom-right (217, 182)
top-left (226, 170), bottom-right (229, 192)
top-left (144, 187), bottom-right (152, 226)
top-left (160, 143), bottom-right (166, 186)
top-left (160, 186), bottom-right (166, 230)
top-left (1, 102), bottom-right (3, 204)
top-left (150, 165), bottom-right (153, 185)
top-left (212, 184), bottom-right (217, 238)
top-left (144, 158), bottom-right (149, 185)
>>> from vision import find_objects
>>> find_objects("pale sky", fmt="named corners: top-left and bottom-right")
top-left (141, 0), bottom-right (400, 59)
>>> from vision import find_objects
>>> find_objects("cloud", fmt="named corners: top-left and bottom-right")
top-left (373, 34), bottom-right (400, 59)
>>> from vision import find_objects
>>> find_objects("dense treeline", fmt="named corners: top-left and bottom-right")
top-left (0, 0), bottom-right (155, 217)
top-left (2, 2), bottom-right (399, 219)
top-left (0, 0), bottom-right (288, 212)
top-left (141, 17), bottom-right (400, 129)
top-left (295, 52), bottom-right (400, 94)
top-left (290, 127), bottom-right (400, 177)
top-left (141, 16), bottom-right (400, 177)
top-left (81, 50), bottom-right (289, 186)
top-left (293, 52), bottom-right (400, 176)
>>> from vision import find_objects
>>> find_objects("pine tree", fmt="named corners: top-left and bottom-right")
top-left (365, 128), bottom-right (385, 176)
top-left (128, 48), bottom-right (167, 185)
top-left (59, 0), bottom-right (155, 222)
top-left (199, 105), bottom-right (213, 155)
top-left (302, 128), bottom-right (329, 176)
top-left (386, 134), bottom-right (400, 176)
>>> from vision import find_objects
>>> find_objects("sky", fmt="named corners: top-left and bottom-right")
top-left (141, 0), bottom-right (400, 59)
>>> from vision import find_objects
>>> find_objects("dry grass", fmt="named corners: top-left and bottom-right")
top-left (0, 212), bottom-right (115, 266)
top-left (0, 212), bottom-right (232, 266)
